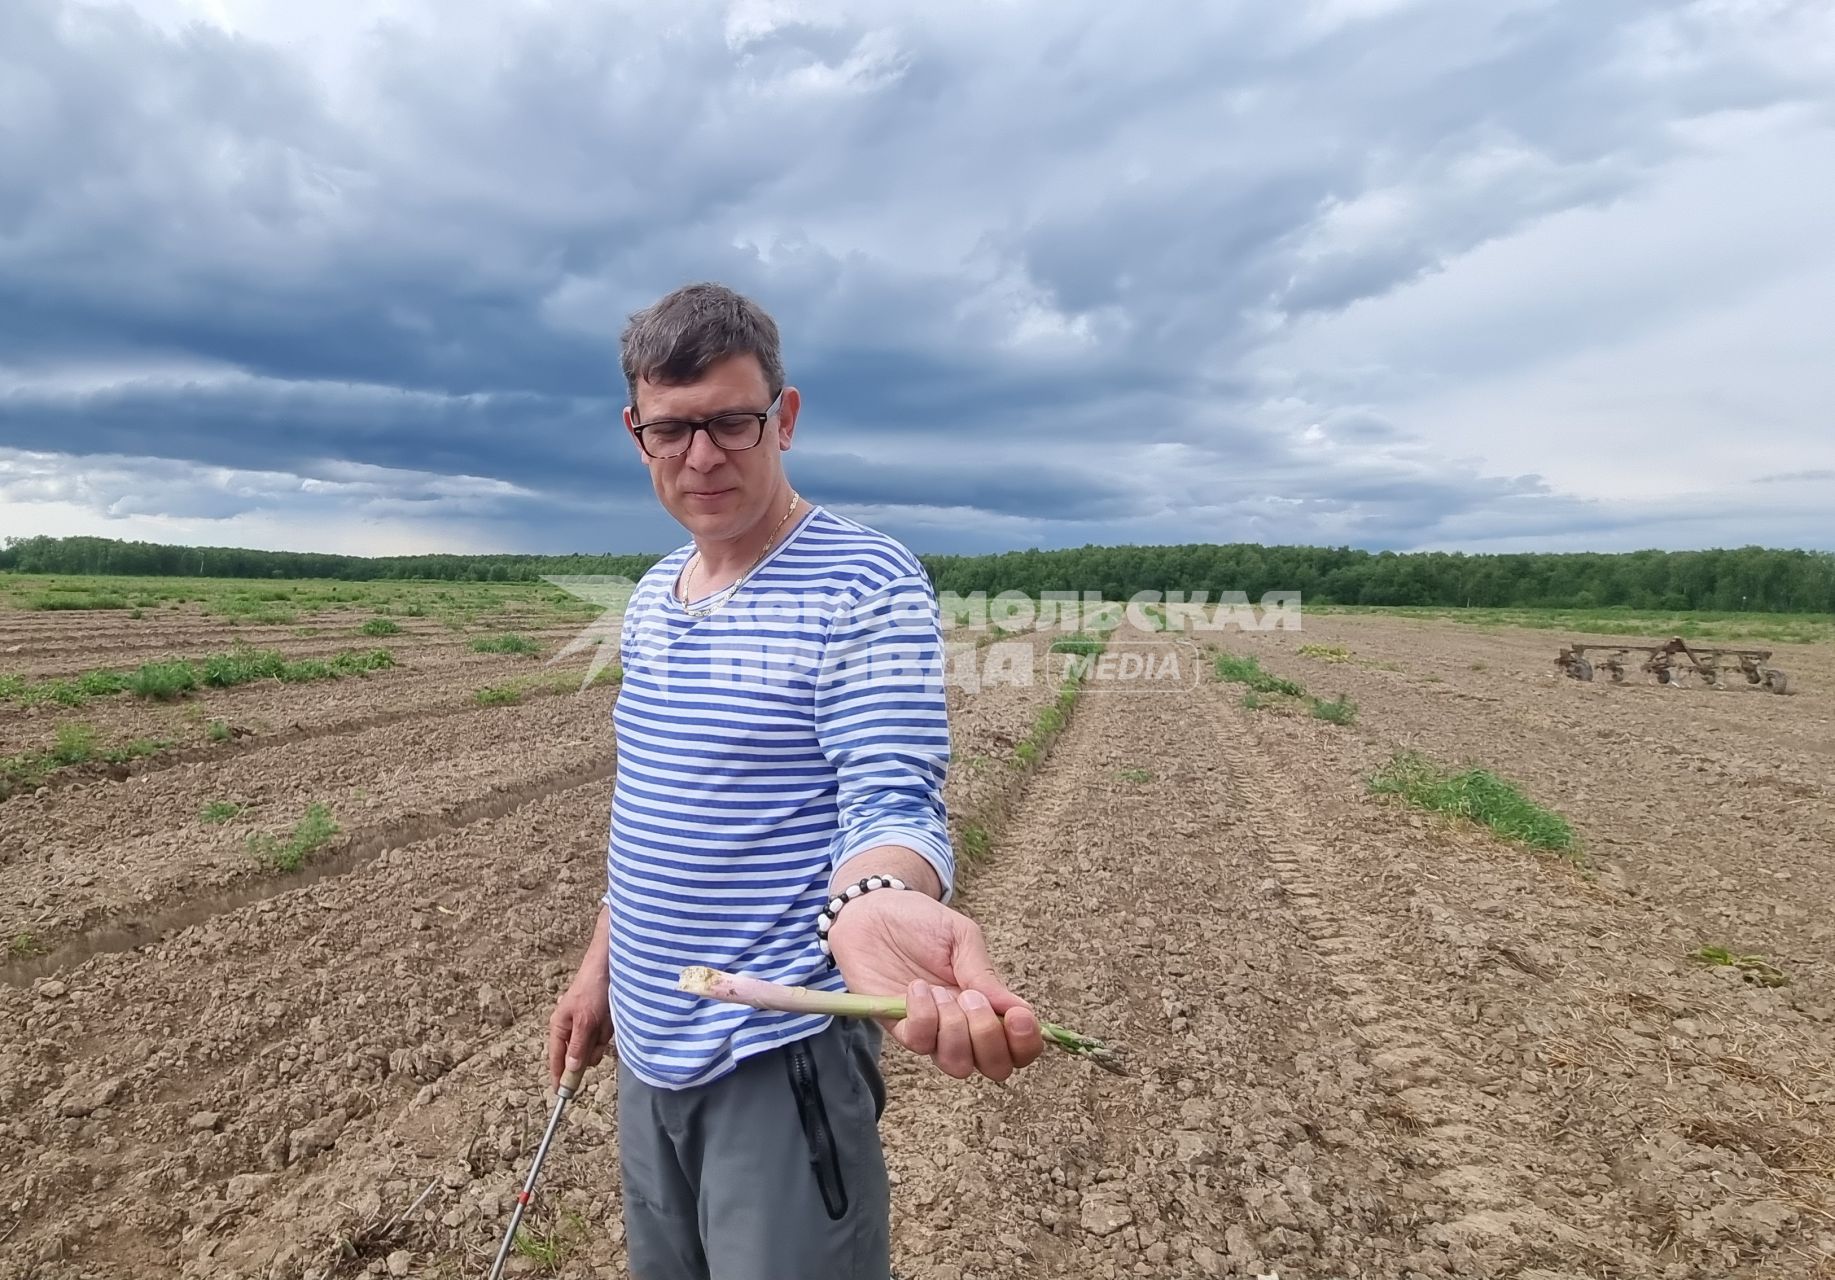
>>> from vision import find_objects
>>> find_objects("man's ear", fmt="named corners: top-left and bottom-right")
top-left (622, 405), bottom-right (648, 458)
top-left (775, 386), bottom-right (801, 450)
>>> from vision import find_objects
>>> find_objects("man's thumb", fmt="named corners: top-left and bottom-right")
top-left (952, 922), bottom-right (1023, 1013)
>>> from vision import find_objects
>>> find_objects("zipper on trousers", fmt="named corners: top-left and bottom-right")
top-left (786, 1040), bottom-right (849, 1220)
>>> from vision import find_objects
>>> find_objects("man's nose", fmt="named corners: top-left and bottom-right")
top-left (683, 427), bottom-right (727, 470)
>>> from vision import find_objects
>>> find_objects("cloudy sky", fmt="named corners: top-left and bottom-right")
top-left (2, 0), bottom-right (1832, 557)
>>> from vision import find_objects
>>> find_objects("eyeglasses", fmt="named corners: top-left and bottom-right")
top-left (630, 393), bottom-right (781, 459)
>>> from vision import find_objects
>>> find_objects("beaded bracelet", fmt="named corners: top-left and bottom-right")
top-left (815, 875), bottom-right (910, 964)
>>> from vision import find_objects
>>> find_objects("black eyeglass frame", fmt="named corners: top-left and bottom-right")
top-left (629, 392), bottom-right (783, 459)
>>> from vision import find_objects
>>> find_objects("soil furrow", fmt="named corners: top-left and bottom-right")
top-left (0, 647), bottom-right (598, 757)
top-left (0, 778), bottom-right (617, 1279)
top-left (1, 669), bottom-right (606, 806)
top-left (1, 750), bottom-right (620, 987)
top-left (0, 689), bottom-right (621, 957)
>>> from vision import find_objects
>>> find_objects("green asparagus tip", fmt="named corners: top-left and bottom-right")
top-left (1041, 1022), bottom-right (1130, 1076)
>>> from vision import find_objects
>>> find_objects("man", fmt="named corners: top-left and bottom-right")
top-left (547, 281), bottom-right (1044, 1279)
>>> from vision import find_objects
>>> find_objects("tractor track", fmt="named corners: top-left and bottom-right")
top-left (1204, 680), bottom-right (1626, 1277)
top-left (1203, 634), bottom-right (1835, 1277)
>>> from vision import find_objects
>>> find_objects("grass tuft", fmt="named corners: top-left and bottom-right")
top-left (510, 1209), bottom-right (587, 1272)
top-left (100, 736), bottom-right (168, 765)
top-left (1368, 751), bottom-right (1576, 854)
top-left (127, 661), bottom-right (200, 700)
top-left (201, 800), bottom-right (242, 825)
top-left (1012, 644), bottom-right (1098, 768)
top-left (1688, 945), bottom-right (1790, 987)
top-left (473, 665), bottom-right (621, 707)
top-left (960, 824), bottom-right (992, 862)
top-left (1307, 694), bottom-right (1358, 725)
top-left (246, 802), bottom-right (339, 872)
top-left (471, 633), bottom-right (541, 656)
top-left (1213, 652), bottom-right (1304, 697)
top-left (359, 617), bottom-right (402, 636)
top-left (50, 722), bottom-right (98, 766)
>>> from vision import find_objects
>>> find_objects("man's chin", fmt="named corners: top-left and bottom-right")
top-left (671, 502), bottom-right (741, 539)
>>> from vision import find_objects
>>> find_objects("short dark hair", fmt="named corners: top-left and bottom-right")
top-left (619, 282), bottom-right (784, 416)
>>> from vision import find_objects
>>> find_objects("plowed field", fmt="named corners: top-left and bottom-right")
top-left (2, 611), bottom-right (1830, 1279)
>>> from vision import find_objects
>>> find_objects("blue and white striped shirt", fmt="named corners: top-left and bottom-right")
top-left (605, 506), bottom-right (953, 1089)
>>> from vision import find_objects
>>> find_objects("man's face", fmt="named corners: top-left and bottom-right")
top-left (624, 353), bottom-right (798, 541)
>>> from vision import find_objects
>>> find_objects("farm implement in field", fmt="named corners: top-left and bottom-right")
top-left (1554, 637), bottom-right (1789, 693)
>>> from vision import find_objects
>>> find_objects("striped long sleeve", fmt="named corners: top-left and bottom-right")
top-left (814, 574), bottom-right (954, 899)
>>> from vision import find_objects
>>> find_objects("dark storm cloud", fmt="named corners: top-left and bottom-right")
top-left (0, 376), bottom-right (634, 498)
top-left (1, 0), bottom-right (1830, 552)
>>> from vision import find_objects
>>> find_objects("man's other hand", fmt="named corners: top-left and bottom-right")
top-left (547, 977), bottom-right (614, 1088)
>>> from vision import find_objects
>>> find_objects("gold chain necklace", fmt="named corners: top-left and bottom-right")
top-left (679, 490), bottom-right (801, 619)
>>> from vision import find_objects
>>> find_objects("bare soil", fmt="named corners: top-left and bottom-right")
top-left (0, 689), bottom-right (621, 969)
top-left (1, 614), bottom-right (1830, 1279)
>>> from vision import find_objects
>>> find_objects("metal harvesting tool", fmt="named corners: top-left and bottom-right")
top-left (487, 1062), bottom-right (585, 1280)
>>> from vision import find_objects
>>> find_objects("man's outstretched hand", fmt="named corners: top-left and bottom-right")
top-left (825, 888), bottom-right (1044, 1081)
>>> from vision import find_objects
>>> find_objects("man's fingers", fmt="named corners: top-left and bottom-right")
top-left (957, 989), bottom-right (1013, 1081)
top-left (965, 981), bottom-right (1043, 1064)
top-left (569, 1020), bottom-right (609, 1068)
top-left (892, 979), bottom-right (940, 1057)
top-left (949, 921), bottom-right (1046, 1074)
top-left (999, 1000), bottom-right (1045, 1068)
top-left (930, 984), bottom-right (974, 1080)
top-left (547, 1014), bottom-right (571, 1087)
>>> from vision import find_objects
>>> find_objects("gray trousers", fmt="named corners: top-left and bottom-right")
top-left (617, 1019), bottom-right (891, 1280)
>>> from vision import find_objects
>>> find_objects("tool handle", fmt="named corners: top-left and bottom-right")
top-left (559, 1063), bottom-right (584, 1095)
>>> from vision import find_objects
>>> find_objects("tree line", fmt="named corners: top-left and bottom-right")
top-left (3, 534), bottom-right (1832, 613)
top-left (0, 536), bottom-right (656, 586)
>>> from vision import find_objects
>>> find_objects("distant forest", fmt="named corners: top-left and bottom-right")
top-left (3, 534), bottom-right (1832, 613)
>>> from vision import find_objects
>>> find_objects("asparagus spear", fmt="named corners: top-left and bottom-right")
top-left (677, 966), bottom-right (1128, 1076)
